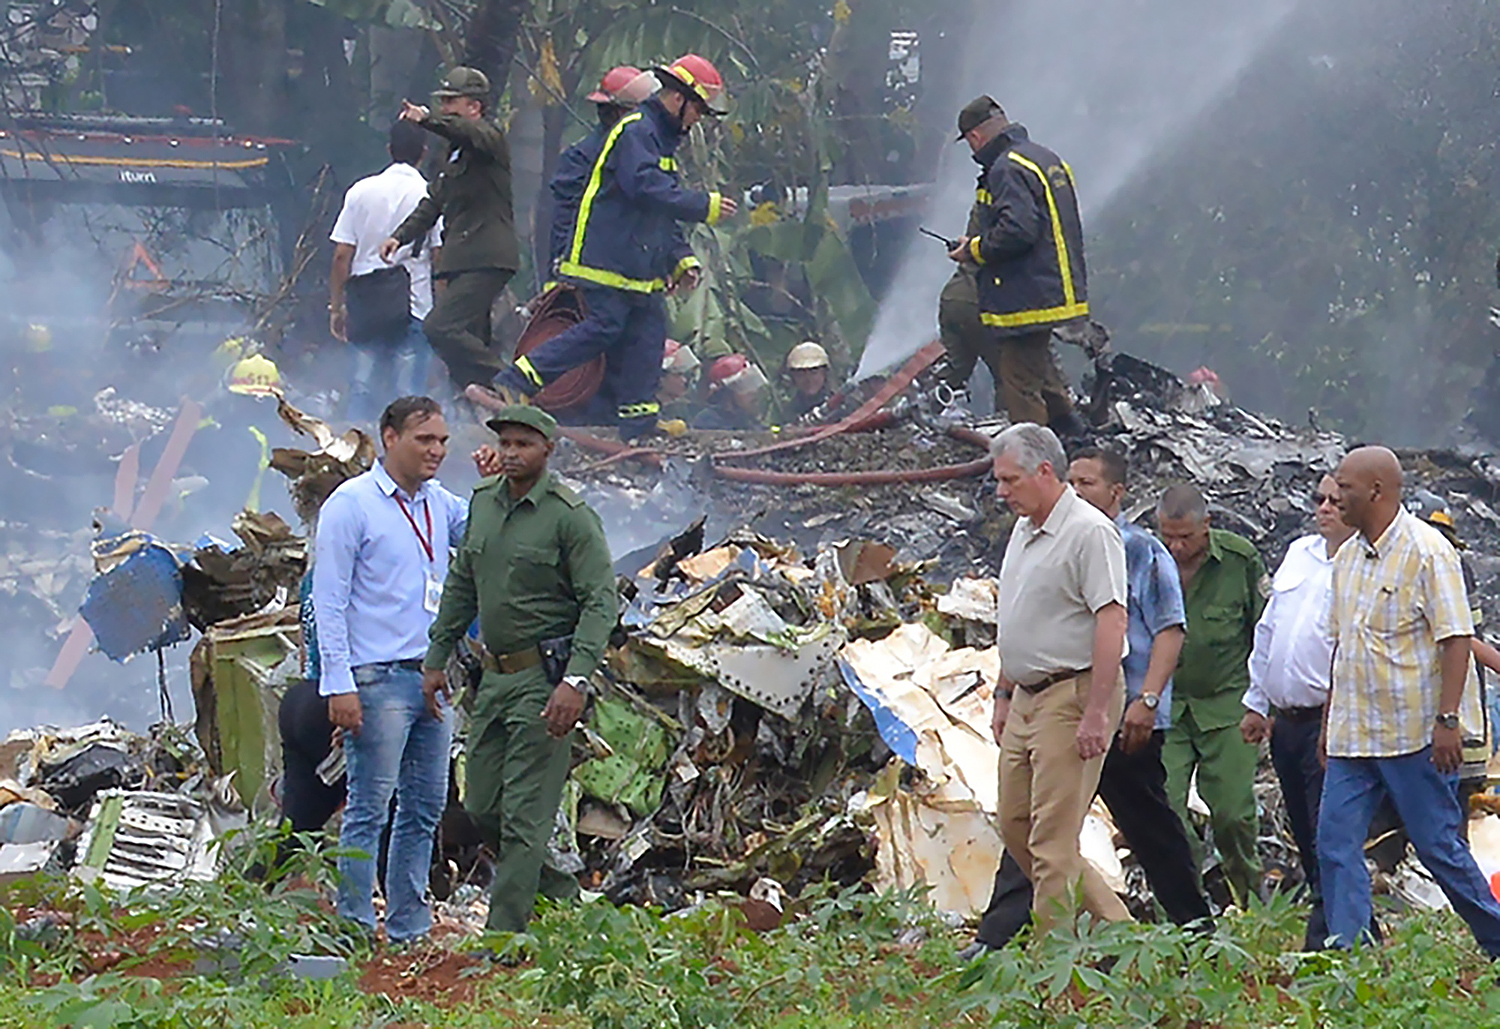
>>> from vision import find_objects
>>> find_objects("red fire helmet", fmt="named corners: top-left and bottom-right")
top-left (587, 65), bottom-right (645, 104)
top-left (656, 54), bottom-right (727, 114)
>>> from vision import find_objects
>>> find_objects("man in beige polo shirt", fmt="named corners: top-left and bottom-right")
top-left (991, 422), bottom-right (1130, 929)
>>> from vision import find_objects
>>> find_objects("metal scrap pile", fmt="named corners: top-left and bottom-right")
top-left (70, 401), bottom-right (376, 811)
top-left (566, 542), bottom-right (1131, 919)
top-left (0, 389), bottom-right (180, 697)
top-left (0, 717), bottom-right (241, 889)
top-left (0, 401), bottom-right (370, 896)
top-left (563, 527), bottom-right (954, 911)
top-left (1085, 353), bottom-right (1500, 581)
top-left (15, 348), bottom-right (1500, 926)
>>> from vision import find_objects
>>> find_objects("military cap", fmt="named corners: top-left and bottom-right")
top-left (956, 95), bottom-right (1003, 140)
top-left (486, 404), bottom-right (558, 441)
top-left (433, 67), bottom-right (491, 99)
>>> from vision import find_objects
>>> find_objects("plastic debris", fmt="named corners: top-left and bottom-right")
top-left (35, 739), bottom-right (145, 813)
top-left (840, 624), bottom-right (1003, 913)
top-left (79, 530), bottom-right (190, 660)
top-left (283, 954), bottom-right (348, 980)
top-left (572, 695), bottom-right (672, 818)
top-left (0, 841), bottom-right (61, 881)
top-left (0, 803), bottom-right (74, 844)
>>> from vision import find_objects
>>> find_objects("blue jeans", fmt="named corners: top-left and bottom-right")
top-left (1320, 747), bottom-right (1500, 956)
top-left (336, 661), bottom-right (453, 942)
top-left (348, 317), bottom-right (434, 425)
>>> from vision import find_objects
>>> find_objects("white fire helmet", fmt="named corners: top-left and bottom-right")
top-left (662, 338), bottom-right (701, 375)
top-left (787, 341), bottom-right (829, 370)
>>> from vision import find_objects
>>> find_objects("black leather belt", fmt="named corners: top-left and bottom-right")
top-left (1274, 704), bottom-right (1325, 724)
top-left (1019, 667), bottom-right (1090, 695)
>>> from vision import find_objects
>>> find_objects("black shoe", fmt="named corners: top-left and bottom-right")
top-left (957, 939), bottom-right (993, 963)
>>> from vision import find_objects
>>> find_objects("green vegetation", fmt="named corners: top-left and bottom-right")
top-left (2, 839), bottom-right (1499, 1029)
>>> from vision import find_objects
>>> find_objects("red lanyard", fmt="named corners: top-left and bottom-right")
top-left (393, 493), bottom-right (435, 563)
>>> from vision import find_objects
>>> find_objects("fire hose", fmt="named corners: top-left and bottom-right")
top-left (559, 340), bottom-right (994, 487)
top-left (714, 421), bottom-right (993, 486)
top-left (558, 427), bottom-right (663, 469)
top-left (713, 339), bottom-right (946, 464)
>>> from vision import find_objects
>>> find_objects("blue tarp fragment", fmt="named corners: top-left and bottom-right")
top-left (80, 542), bottom-right (190, 660)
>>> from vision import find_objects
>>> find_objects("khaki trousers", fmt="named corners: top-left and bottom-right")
top-left (937, 272), bottom-right (1001, 390)
top-left (998, 672), bottom-right (1130, 929)
top-left (996, 328), bottom-right (1075, 427)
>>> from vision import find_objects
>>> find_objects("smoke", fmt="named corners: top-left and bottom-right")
top-left (856, 0), bottom-right (1303, 378)
top-left (0, 195), bottom-right (316, 736)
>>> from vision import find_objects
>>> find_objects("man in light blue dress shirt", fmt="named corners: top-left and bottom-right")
top-left (315, 395), bottom-right (470, 943)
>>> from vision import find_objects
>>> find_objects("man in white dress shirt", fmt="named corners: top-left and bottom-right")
top-left (330, 120), bottom-right (443, 423)
top-left (1241, 473), bottom-right (1356, 950)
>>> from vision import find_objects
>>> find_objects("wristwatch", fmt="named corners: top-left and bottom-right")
top-left (563, 674), bottom-right (597, 698)
top-left (1436, 712), bottom-right (1461, 730)
top-left (1139, 693), bottom-right (1160, 711)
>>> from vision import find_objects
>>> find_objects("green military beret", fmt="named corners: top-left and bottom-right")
top-left (486, 404), bottom-right (558, 441)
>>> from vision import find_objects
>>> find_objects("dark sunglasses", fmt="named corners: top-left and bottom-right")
top-left (1313, 492), bottom-right (1338, 506)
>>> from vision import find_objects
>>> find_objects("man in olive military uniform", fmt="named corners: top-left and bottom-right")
top-left (382, 68), bottom-right (518, 390)
top-left (947, 96), bottom-right (1084, 434)
top-left (1156, 483), bottom-right (1267, 905)
top-left (422, 405), bottom-right (616, 933)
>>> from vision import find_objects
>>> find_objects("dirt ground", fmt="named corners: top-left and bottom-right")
top-left (355, 945), bottom-right (487, 1008)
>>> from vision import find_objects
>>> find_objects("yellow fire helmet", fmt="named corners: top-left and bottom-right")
top-left (227, 353), bottom-right (283, 397)
top-left (214, 335), bottom-right (251, 367)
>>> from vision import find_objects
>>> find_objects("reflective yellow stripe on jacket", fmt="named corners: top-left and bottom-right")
top-left (557, 111), bottom-right (667, 294)
top-left (978, 151), bottom-right (1089, 328)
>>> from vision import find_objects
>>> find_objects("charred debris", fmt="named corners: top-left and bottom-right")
top-left (8, 350), bottom-right (1500, 924)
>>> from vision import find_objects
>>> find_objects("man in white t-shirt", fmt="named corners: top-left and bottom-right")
top-left (330, 121), bottom-right (443, 423)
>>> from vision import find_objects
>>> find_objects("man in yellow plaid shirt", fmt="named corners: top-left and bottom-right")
top-left (1321, 446), bottom-right (1500, 954)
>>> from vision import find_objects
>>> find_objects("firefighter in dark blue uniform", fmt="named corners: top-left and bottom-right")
top-left (545, 66), bottom-right (658, 284)
top-left (542, 65), bottom-right (658, 428)
top-left (485, 54), bottom-right (738, 441)
top-left (947, 96), bottom-right (1087, 433)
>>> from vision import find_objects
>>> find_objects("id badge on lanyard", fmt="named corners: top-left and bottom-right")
top-left (395, 492), bottom-right (442, 612)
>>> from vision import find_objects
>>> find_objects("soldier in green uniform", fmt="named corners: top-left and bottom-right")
top-left (382, 67), bottom-right (519, 390)
top-left (1155, 483), bottom-right (1268, 905)
top-left (422, 405), bottom-right (616, 934)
